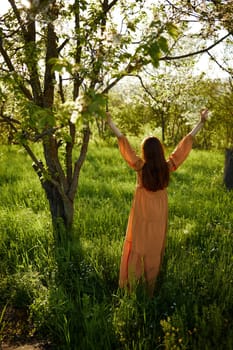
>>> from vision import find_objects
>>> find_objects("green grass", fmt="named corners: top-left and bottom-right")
top-left (0, 141), bottom-right (233, 349)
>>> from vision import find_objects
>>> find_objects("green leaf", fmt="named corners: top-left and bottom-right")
top-left (86, 91), bottom-right (107, 116)
top-left (147, 42), bottom-right (161, 67)
top-left (158, 36), bottom-right (169, 54)
top-left (21, 102), bottom-right (55, 132)
top-left (49, 58), bottom-right (73, 74)
top-left (166, 22), bottom-right (179, 39)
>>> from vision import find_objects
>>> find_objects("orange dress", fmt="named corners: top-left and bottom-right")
top-left (118, 134), bottom-right (193, 295)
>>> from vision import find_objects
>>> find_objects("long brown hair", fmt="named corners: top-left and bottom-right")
top-left (141, 136), bottom-right (169, 191)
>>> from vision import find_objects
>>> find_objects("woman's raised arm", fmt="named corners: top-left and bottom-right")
top-left (106, 112), bottom-right (123, 138)
top-left (168, 108), bottom-right (209, 171)
top-left (189, 108), bottom-right (209, 137)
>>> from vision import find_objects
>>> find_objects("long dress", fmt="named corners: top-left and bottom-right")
top-left (118, 134), bottom-right (193, 295)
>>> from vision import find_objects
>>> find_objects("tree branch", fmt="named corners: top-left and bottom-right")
top-left (0, 37), bottom-right (33, 100)
top-left (0, 38), bottom-right (14, 71)
top-left (0, 114), bottom-right (21, 128)
top-left (33, 127), bottom-right (60, 142)
top-left (23, 143), bottom-right (42, 168)
top-left (8, 0), bottom-right (27, 36)
top-left (44, 22), bottom-right (58, 107)
top-left (160, 32), bottom-right (232, 61)
top-left (102, 76), bottom-right (122, 94)
top-left (58, 38), bottom-right (69, 53)
top-left (8, 0), bottom-right (43, 103)
top-left (105, 0), bottom-right (119, 12)
top-left (69, 126), bottom-right (90, 200)
top-left (43, 135), bottom-right (68, 195)
top-left (134, 75), bottom-right (156, 101)
top-left (58, 75), bottom-right (65, 103)
top-left (207, 51), bottom-right (233, 77)
top-left (165, 0), bottom-right (202, 20)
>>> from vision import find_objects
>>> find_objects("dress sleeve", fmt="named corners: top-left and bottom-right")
top-left (167, 134), bottom-right (193, 172)
top-left (118, 135), bottom-right (143, 171)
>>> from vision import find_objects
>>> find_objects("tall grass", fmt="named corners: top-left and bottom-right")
top-left (0, 141), bottom-right (232, 349)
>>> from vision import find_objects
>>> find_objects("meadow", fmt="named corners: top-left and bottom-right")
top-left (0, 139), bottom-right (233, 349)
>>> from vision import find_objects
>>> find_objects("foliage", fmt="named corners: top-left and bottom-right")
top-left (168, 0), bottom-right (233, 74)
top-left (206, 79), bottom-right (233, 148)
top-left (108, 82), bottom-right (152, 136)
top-left (109, 73), bottom-right (233, 148)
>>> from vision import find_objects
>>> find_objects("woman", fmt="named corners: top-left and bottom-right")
top-left (106, 109), bottom-right (209, 297)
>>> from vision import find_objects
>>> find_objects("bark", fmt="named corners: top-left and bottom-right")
top-left (161, 112), bottom-right (166, 143)
top-left (32, 158), bottom-right (73, 243)
top-left (44, 22), bottom-right (57, 107)
top-left (43, 181), bottom-right (74, 243)
top-left (31, 125), bottom-right (90, 243)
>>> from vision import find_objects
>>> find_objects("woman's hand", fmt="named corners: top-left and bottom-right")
top-left (200, 108), bottom-right (209, 123)
top-left (189, 108), bottom-right (209, 137)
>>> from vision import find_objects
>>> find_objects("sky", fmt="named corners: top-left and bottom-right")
top-left (1, 0), bottom-right (10, 14)
top-left (1, 0), bottom-right (8, 13)
top-left (0, 0), bottom-right (230, 79)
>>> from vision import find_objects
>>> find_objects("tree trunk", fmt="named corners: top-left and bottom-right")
top-left (42, 179), bottom-right (74, 243)
top-left (161, 112), bottom-right (166, 143)
top-left (224, 148), bottom-right (233, 190)
top-left (31, 127), bottom-right (90, 246)
top-left (32, 160), bottom-right (74, 244)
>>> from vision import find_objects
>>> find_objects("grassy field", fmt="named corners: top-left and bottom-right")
top-left (0, 140), bottom-right (233, 349)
